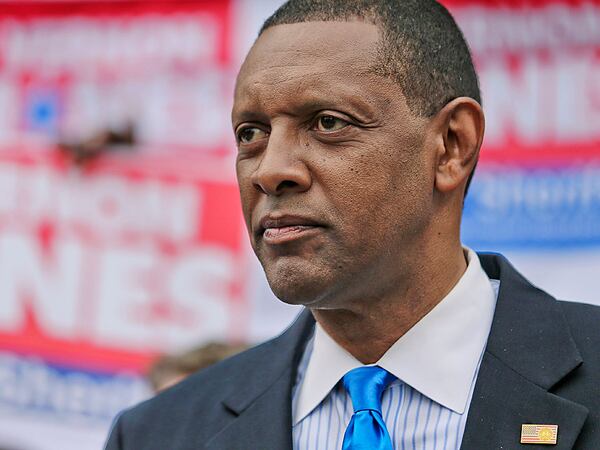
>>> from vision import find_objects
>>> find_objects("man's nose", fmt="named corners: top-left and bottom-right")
top-left (251, 133), bottom-right (311, 196)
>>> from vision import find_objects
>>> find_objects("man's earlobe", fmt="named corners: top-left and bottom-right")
top-left (434, 97), bottom-right (485, 194)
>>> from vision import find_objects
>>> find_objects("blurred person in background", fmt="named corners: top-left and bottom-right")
top-left (105, 1), bottom-right (600, 449)
top-left (147, 342), bottom-right (248, 393)
top-left (58, 122), bottom-right (137, 166)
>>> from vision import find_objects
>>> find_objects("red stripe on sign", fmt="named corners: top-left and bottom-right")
top-left (0, 1), bottom-right (230, 20)
top-left (442, 0), bottom-right (596, 8)
top-left (199, 181), bottom-right (245, 250)
top-left (0, 332), bottom-right (156, 374)
top-left (480, 141), bottom-right (600, 167)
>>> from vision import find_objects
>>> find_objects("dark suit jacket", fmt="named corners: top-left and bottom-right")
top-left (105, 254), bottom-right (600, 449)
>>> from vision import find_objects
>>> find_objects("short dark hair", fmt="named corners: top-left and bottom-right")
top-left (260, 0), bottom-right (481, 195)
top-left (261, 0), bottom-right (480, 118)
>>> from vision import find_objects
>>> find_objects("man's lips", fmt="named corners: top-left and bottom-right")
top-left (257, 215), bottom-right (324, 245)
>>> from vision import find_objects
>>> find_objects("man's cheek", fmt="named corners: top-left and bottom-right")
top-left (237, 187), bottom-right (255, 221)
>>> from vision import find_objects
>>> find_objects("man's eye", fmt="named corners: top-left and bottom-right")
top-left (237, 127), bottom-right (268, 144)
top-left (315, 115), bottom-right (349, 132)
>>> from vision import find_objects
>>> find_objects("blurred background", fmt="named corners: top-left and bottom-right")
top-left (0, 0), bottom-right (598, 449)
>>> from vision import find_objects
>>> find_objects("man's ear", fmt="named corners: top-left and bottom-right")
top-left (432, 97), bottom-right (484, 194)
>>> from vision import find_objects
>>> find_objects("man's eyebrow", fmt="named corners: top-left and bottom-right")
top-left (294, 96), bottom-right (379, 122)
top-left (231, 97), bottom-right (272, 125)
top-left (231, 108), bottom-right (265, 125)
top-left (233, 95), bottom-right (378, 122)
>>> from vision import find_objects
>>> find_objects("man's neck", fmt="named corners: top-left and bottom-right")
top-left (310, 246), bottom-right (468, 364)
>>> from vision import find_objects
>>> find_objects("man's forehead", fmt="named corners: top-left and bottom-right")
top-left (254, 20), bottom-right (378, 52)
top-left (237, 21), bottom-right (380, 85)
top-left (231, 20), bottom-right (416, 125)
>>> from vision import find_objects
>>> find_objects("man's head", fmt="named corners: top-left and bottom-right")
top-left (232, 0), bottom-right (484, 309)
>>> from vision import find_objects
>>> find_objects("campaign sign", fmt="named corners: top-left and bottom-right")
top-left (449, 0), bottom-right (600, 250)
top-left (0, 150), bottom-right (247, 370)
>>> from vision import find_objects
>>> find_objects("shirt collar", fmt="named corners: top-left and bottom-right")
top-left (293, 248), bottom-right (497, 425)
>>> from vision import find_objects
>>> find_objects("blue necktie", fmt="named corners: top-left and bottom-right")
top-left (342, 366), bottom-right (396, 450)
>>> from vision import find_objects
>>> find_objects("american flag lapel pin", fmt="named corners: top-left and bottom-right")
top-left (520, 424), bottom-right (558, 445)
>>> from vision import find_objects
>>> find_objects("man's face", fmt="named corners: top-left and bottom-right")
top-left (233, 21), bottom-right (436, 309)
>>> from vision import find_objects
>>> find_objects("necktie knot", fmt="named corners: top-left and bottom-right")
top-left (342, 366), bottom-right (396, 414)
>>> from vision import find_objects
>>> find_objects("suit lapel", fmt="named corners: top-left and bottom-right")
top-left (204, 366), bottom-right (295, 450)
top-left (461, 254), bottom-right (589, 450)
top-left (205, 309), bottom-right (315, 450)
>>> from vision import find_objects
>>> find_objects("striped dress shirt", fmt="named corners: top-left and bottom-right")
top-left (292, 249), bottom-right (500, 450)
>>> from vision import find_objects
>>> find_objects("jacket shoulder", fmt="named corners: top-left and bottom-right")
top-left (105, 309), bottom-right (314, 450)
top-left (555, 300), bottom-right (600, 449)
top-left (558, 299), bottom-right (600, 355)
top-left (106, 339), bottom-right (284, 450)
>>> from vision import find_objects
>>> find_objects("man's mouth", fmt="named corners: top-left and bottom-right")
top-left (258, 215), bottom-right (323, 245)
top-left (263, 225), bottom-right (320, 244)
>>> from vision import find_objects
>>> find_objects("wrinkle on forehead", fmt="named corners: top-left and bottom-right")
top-left (242, 65), bottom-right (327, 88)
top-left (253, 20), bottom-right (378, 59)
top-left (236, 21), bottom-right (379, 89)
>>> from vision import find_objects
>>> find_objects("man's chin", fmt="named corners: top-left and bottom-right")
top-left (268, 279), bottom-right (326, 306)
top-left (264, 265), bottom-right (332, 307)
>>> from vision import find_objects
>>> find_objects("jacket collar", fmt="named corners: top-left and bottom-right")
top-left (460, 253), bottom-right (588, 450)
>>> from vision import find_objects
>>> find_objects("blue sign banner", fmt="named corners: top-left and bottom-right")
top-left (463, 164), bottom-right (600, 249)
top-left (0, 352), bottom-right (148, 424)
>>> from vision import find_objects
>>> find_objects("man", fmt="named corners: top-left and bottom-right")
top-left (105, 1), bottom-right (600, 449)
